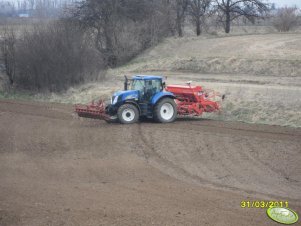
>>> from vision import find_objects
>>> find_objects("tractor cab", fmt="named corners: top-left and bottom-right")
top-left (127, 75), bottom-right (164, 102)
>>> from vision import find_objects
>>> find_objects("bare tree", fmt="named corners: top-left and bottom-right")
top-left (175, 0), bottom-right (188, 37)
top-left (214, 0), bottom-right (268, 33)
top-left (73, 0), bottom-right (123, 67)
top-left (273, 7), bottom-right (299, 32)
top-left (73, 0), bottom-right (173, 66)
top-left (188, 0), bottom-right (211, 36)
top-left (1, 28), bottom-right (16, 85)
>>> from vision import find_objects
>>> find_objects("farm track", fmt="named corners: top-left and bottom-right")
top-left (0, 99), bottom-right (300, 226)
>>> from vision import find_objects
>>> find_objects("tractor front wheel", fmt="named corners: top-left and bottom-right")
top-left (117, 104), bottom-right (139, 124)
top-left (154, 98), bottom-right (177, 123)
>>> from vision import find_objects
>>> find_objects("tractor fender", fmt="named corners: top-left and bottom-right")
top-left (124, 100), bottom-right (141, 114)
top-left (151, 92), bottom-right (175, 105)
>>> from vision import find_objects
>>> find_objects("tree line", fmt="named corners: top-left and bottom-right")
top-left (69, 0), bottom-right (271, 66)
top-left (0, 0), bottom-right (299, 92)
top-left (0, 0), bottom-right (75, 18)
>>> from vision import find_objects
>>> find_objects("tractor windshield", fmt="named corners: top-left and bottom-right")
top-left (130, 80), bottom-right (145, 92)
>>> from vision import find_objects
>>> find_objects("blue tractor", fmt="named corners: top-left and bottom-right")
top-left (105, 75), bottom-right (177, 124)
top-left (75, 75), bottom-right (222, 123)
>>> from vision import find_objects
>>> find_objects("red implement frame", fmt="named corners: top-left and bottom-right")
top-left (75, 100), bottom-right (111, 120)
top-left (166, 84), bottom-right (220, 116)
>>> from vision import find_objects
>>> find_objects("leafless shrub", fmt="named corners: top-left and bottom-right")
top-left (2, 20), bottom-right (103, 91)
top-left (273, 7), bottom-right (299, 32)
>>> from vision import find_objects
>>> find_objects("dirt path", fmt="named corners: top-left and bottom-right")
top-left (0, 99), bottom-right (300, 226)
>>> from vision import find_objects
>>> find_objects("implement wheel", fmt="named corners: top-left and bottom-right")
top-left (154, 98), bottom-right (177, 123)
top-left (117, 104), bottom-right (139, 124)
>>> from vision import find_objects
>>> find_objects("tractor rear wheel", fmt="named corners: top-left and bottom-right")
top-left (154, 98), bottom-right (177, 123)
top-left (117, 104), bottom-right (139, 124)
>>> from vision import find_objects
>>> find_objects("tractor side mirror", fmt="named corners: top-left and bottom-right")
top-left (162, 82), bottom-right (166, 89)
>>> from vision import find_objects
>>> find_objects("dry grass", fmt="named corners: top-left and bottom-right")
top-left (1, 31), bottom-right (301, 128)
top-left (117, 33), bottom-right (301, 76)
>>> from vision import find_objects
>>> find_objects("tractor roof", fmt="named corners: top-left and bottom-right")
top-left (132, 75), bottom-right (163, 80)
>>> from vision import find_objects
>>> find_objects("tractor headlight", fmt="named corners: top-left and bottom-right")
top-left (112, 96), bottom-right (119, 105)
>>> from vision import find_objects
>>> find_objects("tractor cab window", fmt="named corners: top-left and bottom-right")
top-left (152, 80), bottom-right (162, 92)
top-left (130, 79), bottom-right (162, 101)
top-left (130, 80), bottom-right (144, 93)
top-left (144, 79), bottom-right (162, 100)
